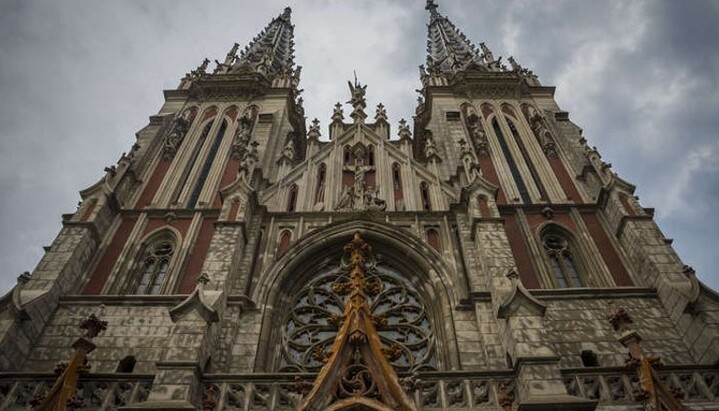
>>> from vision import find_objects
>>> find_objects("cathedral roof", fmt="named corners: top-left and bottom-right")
top-left (229, 7), bottom-right (296, 79)
top-left (424, 0), bottom-right (488, 74)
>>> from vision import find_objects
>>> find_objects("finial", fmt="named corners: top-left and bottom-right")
top-left (426, 0), bottom-right (439, 13)
top-left (281, 7), bottom-right (292, 21)
top-left (398, 119), bottom-right (412, 140)
top-left (308, 118), bottom-right (321, 140)
top-left (80, 313), bottom-right (108, 339)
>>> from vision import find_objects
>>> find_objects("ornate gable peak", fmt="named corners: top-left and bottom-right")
top-left (297, 232), bottom-right (416, 411)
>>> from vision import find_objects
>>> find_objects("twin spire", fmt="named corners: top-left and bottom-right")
top-left (188, 1), bottom-right (519, 86)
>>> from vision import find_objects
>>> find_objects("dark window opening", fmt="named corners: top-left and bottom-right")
top-left (446, 111), bottom-right (461, 121)
top-left (116, 356), bottom-right (136, 373)
top-left (581, 350), bottom-right (599, 367)
top-left (287, 185), bottom-right (298, 212)
top-left (173, 121), bottom-right (213, 204)
top-left (493, 118), bottom-right (531, 204)
top-left (507, 118), bottom-right (549, 201)
top-left (188, 120), bottom-right (228, 208)
top-left (420, 182), bottom-right (432, 211)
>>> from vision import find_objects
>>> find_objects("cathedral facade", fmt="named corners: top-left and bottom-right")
top-left (1, 2), bottom-right (718, 410)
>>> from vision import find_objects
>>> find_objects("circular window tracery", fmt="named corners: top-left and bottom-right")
top-left (279, 259), bottom-right (436, 373)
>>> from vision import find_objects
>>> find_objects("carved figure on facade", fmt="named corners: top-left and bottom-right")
top-left (524, 105), bottom-right (557, 157)
top-left (238, 141), bottom-right (259, 184)
top-left (347, 76), bottom-right (368, 110)
top-left (465, 114), bottom-right (489, 155)
top-left (230, 113), bottom-right (254, 161)
top-left (335, 146), bottom-right (387, 212)
top-left (162, 109), bottom-right (193, 161)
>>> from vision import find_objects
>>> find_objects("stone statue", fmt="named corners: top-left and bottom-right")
top-left (347, 76), bottom-right (367, 110)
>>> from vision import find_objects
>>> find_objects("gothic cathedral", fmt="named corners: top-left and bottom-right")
top-left (1, 2), bottom-right (718, 411)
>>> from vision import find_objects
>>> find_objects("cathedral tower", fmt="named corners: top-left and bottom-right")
top-left (1, 2), bottom-right (718, 410)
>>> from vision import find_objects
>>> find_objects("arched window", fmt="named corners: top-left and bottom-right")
top-left (492, 117), bottom-right (531, 204)
top-left (315, 163), bottom-right (326, 205)
top-left (366, 145), bottom-right (375, 166)
top-left (287, 184), bottom-right (298, 212)
top-left (130, 238), bottom-right (176, 295)
top-left (420, 182), bottom-right (432, 211)
top-left (542, 232), bottom-right (584, 288)
top-left (188, 119), bottom-right (228, 208)
top-left (278, 230), bottom-right (292, 255)
top-left (173, 120), bottom-right (213, 204)
top-left (392, 163), bottom-right (404, 209)
top-left (343, 145), bottom-right (351, 166)
top-left (278, 260), bottom-right (436, 373)
top-left (426, 228), bottom-right (440, 251)
top-left (506, 117), bottom-right (548, 201)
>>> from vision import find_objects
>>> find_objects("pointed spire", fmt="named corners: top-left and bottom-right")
top-left (230, 7), bottom-right (296, 80)
top-left (424, 0), bottom-right (489, 74)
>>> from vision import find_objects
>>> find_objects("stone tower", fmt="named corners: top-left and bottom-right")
top-left (1, 2), bottom-right (718, 410)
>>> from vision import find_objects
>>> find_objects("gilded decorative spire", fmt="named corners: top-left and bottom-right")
top-left (230, 7), bottom-right (296, 79)
top-left (296, 232), bottom-right (417, 411)
top-left (424, 0), bottom-right (488, 74)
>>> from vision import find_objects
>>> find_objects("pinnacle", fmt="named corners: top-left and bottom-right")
top-left (424, 0), bottom-right (487, 74)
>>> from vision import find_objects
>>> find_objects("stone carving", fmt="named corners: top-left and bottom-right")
top-left (230, 112), bottom-right (254, 161)
top-left (374, 103), bottom-right (388, 122)
top-left (162, 109), bottom-right (193, 161)
top-left (238, 141), bottom-right (259, 183)
top-left (525, 105), bottom-right (557, 156)
top-left (307, 118), bottom-right (321, 140)
top-left (331, 102), bottom-right (344, 123)
top-left (398, 118), bottom-right (412, 141)
top-left (335, 145), bottom-right (387, 212)
top-left (465, 113), bottom-right (489, 155)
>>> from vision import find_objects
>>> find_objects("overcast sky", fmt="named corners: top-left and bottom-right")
top-left (1, 0), bottom-right (718, 293)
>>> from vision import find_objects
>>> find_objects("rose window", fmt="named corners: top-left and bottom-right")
top-left (279, 259), bottom-right (436, 373)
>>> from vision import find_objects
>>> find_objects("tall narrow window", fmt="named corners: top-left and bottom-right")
top-left (315, 164), bottom-right (326, 205)
top-left (343, 146), bottom-right (351, 166)
top-left (426, 228), bottom-right (440, 251)
top-left (367, 145), bottom-right (375, 166)
top-left (420, 182), bottom-right (432, 211)
top-left (188, 120), bottom-right (228, 208)
top-left (392, 163), bottom-right (404, 209)
top-left (278, 230), bottom-right (292, 254)
top-left (492, 118), bottom-right (531, 204)
top-left (131, 239), bottom-right (175, 295)
top-left (542, 233), bottom-right (583, 288)
top-left (506, 118), bottom-right (548, 201)
top-left (173, 120), bottom-right (213, 204)
top-left (287, 184), bottom-right (298, 212)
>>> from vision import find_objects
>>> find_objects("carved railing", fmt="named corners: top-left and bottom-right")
top-left (0, 374), bottom-right (152, 410)
top-left (562, 366), bottom-right (719, 406)
top-left (201, 372), bottom-right (516, 410)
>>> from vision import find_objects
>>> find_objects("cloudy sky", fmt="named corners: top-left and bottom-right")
top-left (1, 0), bottom-right (718, 293)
